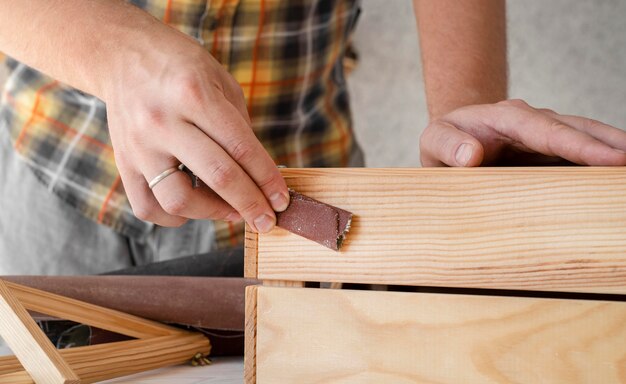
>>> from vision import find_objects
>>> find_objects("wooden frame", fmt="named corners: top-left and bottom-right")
top-left (245, 168), bottom-right (626, 383)
top-left (244, 286), bottom-right (257, 384)
top-left (0, 280), bottom-right (211, 384)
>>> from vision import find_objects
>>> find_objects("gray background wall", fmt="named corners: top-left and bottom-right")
top-left (350, 0), bottom-right (626, 166)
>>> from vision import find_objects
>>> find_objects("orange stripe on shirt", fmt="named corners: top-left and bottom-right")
top-left (98, 175), bottom-right (122, 224)
top-left (163, 0), bottom-right (173, 24)
top-left (246, 0), bottom-right (266, 117)
top-left (13, 81), bottom-right (59, 150)
top-left (238, 63), bottom-right (331, 88)
top-left (227, 221), bottom-right (238, 247)
top-left (5, 92), bottom-right (113, 152)
top-left (211, 0), bottom-right (230, 57)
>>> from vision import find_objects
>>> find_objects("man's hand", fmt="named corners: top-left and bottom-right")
top-left (104, 26), bottom-right (289, 232)
top-left (420, 99), bottom-right (626, 167)
top-left (0, 1), bottom-right (289, 233)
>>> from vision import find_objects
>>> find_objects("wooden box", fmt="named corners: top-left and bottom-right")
top-left (244, 168), bottom-right (626, 383)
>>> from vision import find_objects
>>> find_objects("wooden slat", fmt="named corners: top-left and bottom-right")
top-left (0, 333), bottom-right (211, 384)
top-left (245, 223), bottom-right (258, 278)
top-left (0, 280), bottom-right (79, 384)
top-left (244, 286), bottom-right (257, 384)
top-left (255, 286), bottom-right (626, 383)
top-left (0, 371), bottom-right (32, 384)
top-left (0, 357), bottom-right (22, 375)
top-left (262, 280), bottom-right (305, 287)
top-left (4, 281), bottom-right (180, 339)
top-left (251, 168), bottom-right (626, 293)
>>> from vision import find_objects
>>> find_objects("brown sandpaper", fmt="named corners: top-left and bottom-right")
top-left (3, 275), bottom-right (255, 331)
top-left (276, 190), bottom-right (353, 251)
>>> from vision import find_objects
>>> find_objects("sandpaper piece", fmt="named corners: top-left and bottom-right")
top-left (276, 190), bottom-right (353, 251)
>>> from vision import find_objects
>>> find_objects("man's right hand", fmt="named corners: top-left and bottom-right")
top-left (102, 22), bottom-right (289, 233)
top-left (0, 1), bottom-right (289, 233)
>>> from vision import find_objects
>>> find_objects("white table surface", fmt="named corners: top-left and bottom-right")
top-left (101, 357), bottom-right (243, 383)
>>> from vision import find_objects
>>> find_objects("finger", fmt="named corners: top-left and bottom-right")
top-left (107, 114), bottom-right (188, 227)
top-left (145, 161), bottom-right (240, 221)
top-left (488, 107), bottom-right (626, 166)
top-left (538, 110), bottom-right (626, 152)
top-left (419, 120), bottom-right (485, 167)
top-left (166, 123), bottom-right (278, 233)
top-left (184, 96), bottom-right (290, 213)
top-left (116, 156), bottom-right (188, 227)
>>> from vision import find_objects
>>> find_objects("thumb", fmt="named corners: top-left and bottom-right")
top-left (419, 120), bottom-right (485, 167)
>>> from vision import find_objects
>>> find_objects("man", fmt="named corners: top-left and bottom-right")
top-left (1, 0), bottom-right (624, 274)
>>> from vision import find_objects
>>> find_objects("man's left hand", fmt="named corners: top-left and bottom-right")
top-left (420, 99), bottom-right (626, 167)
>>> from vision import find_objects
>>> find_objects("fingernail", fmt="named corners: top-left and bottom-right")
top-left (455, 143), bottom-right (474, 166)
top-left (254, 214), bottom-right (275, 233)
top-left (269, 191), bottom-right (290, 212)
top-left (225, 212), bottom-right (242, 222)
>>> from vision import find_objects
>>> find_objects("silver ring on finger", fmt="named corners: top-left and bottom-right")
top-left (148, 164), bottom-right (181, 189)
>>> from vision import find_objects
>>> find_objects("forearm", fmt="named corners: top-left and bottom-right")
top-left (0, 0), bottom-right (169, 100)
top-left (413, 0), bottom-right (507, 119)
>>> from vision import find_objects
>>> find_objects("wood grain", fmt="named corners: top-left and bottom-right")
top-left (255, 286), bottom-right (626, 383)
top-left (262, 280), bottom-right (305, 287)
top-left (244, 286), bottom-right (257, 384)
top-left (251, 168), bottom-right (626, 293)
top-left (0, 333), bottom-right (211, 384)
top-left (5, 280), bottom-right (180, 339)
top-left (0, 280), bottom-right (79, 384)
top-left (245, 223), bottom-right (258, 279)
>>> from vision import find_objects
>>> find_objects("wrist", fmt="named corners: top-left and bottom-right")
top-left (98, 18), bottom-right (208, 103)
top-left (427, 84), bottom-right (508, 121)
top-left (92, 13), bottom-right (163, 101)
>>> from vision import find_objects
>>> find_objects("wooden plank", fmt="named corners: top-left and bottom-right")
top-left (0, 371), bottom-right (32, 384)
top-left (255, 286), bottom-right (626, 383)
top-left (4, 281), bottom-right (180, 339)
top-left (245, 223), bottom-right (258, 278)
top-left (0, 357), bottom-right (21, 375)
top-left (262, 280), bottom-right (305, 287)
top-left (252, 168), bottom-right (626, 293)
top-left (244, 286), bottom-right (257, 384)
top-left (0, 280), bottom-right (79, 384)
top-left (0, 333), bottom-right (211, 384)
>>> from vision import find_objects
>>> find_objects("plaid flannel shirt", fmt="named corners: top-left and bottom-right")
top-left (0, 0), bottom-right (361, 248)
